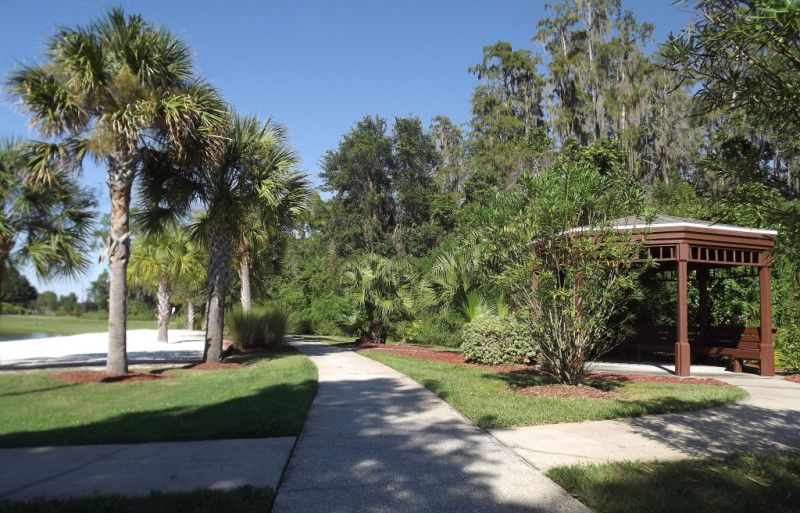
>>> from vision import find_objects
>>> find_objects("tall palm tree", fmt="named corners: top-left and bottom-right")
top-left (127, 224), bottom-right (204, 343)
top-left (139, 114), bottom-right (309, 362)
top-left (0, 139), bottom-right (96, 302)
top-left (6, 9), bottom-right (226, 374)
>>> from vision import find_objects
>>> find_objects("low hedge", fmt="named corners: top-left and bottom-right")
top-left (460, 315), bottom-right (537, 365)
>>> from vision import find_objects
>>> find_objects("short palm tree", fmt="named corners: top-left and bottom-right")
top-left (127, 224), bottom-right (205, 343)
top-left (342, 254), bottom-right (414, 343)
top-left (138, 114), bottom-right (309, 362)
top-left (418, 249), bottom-right (494, 321)
top-left (0, 138), bottom-right (96, 301)
top-left (6, 9), bottom-right (225, 374)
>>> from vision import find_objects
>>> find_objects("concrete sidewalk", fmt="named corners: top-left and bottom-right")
top-left (0, 438), bottom-right (295, 500)
top-left (273, 340), bottom-right (590, 513)
top-left (489, 361), bottom-right (800, 471)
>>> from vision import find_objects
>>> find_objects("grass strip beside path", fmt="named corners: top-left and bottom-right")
top-left (0, 350), bottom-right (317, 448)
top-left (363, 352), bottom-right (746, 427)
top-left (547, 451), bottom-right (800, 513)
top-left (0, 314), bottom-right (155, 336)
top-left (0, 485), bottom-right (275, 513)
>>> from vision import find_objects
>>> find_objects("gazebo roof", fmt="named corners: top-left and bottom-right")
top-left (610, 215), bottom-right (778, 237)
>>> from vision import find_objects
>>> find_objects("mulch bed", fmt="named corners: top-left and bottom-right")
top-left (785, 373), bottom-right (800, 384)
top-left (342, 341), bottom-right (735, 399)
top-left (52, 362), bottom-right (247, 383)
top-left (53, 371), bottom-right (176, 384)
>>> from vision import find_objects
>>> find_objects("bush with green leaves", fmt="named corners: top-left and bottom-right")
top-left (775, 325), bottom-right (800, 372)
top-left (414, 312), bottom-right (463, 347)
top-left (460, 314), bottom-right (537, 365)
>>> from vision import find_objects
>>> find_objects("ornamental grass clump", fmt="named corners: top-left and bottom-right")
top-left (264, 305), bottom-right (290, 349)
top-left (460, 315), bottom-right (537, 365)
top-left (228, 309), bottom-right (268, 350)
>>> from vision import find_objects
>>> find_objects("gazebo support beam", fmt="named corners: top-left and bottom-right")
top-left (675, 244), bottom-right (691, 376)
top-left (759, 258), bottom-right (775, 376)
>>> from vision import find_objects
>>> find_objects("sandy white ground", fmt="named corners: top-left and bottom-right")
top-left (0, 329), bottom-right (205, 370)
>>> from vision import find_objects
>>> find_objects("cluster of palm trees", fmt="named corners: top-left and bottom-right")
top-left (5, 9), bottom-right (309, 373)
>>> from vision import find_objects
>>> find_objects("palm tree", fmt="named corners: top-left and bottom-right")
top-left (342, 254), bottom-right (414, 343)
top-left (6, 9), bottom-right (226, 374)
top-left (138, 114), bottom-right (309, 362)
top-left (127, 224), bottom-right (204, 343)
top-left (0, 139), bottom-right (96, 303)
top-left (237, 169), bottom-right (309, 312)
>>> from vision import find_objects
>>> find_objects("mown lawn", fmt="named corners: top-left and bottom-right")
top-left (0, 314), bottom-right (155, 337)
top-left (548, 451), bottom-right (800, 513)
top-left (0, 486), bottom-right (274, 513)
top-left (364, 352), bottom-right (746, 427)
top-left (0, 350), bottom-right (317, 448)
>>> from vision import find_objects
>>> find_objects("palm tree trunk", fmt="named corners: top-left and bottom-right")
top-left (204, 222), bottom-right (232, 363)
top-left (106, 156), bottom-right (135, 375)
top-left (239, 249), bottom-right (252, 312)
top-left (156, 275), bottom-right (171, 343)
top-left (187, 300), bottom-right (195, 330)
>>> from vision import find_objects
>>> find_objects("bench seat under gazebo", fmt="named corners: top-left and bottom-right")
top-left (615, 215), bottom-right (777, 377)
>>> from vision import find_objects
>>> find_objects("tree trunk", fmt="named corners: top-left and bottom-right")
top-left (106, 153), bottom-right (135, 375)
top-left (359, 320), bottom-right (383, 344)
top-left (187, 300), bottom-right (195, 330)
top-left (202, 301), bottom-right (208, 331)
top-left (239, 249), bottom-right (252, 312)
top-left (204, 222), bottom-right (232, 363)
top-left (156, 275), bottom-right (171, 343)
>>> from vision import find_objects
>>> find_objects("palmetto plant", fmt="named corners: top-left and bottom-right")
top-left (0, 139), bottom-right (96, 303)
top-left (341, 254), bottom-right (414, 343)
top-left (138, 114), bottom-right (309, 362)
top-left (418, 249), bottom-right (494, 322)
top-left (6, 9), bottom-right (226, 374)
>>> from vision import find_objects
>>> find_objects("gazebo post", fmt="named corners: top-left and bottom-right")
top-left (698, 267), bottom-right (709, 337)
top-left (759, 254), bottom-right (775, 376)
top-left (675, 243), bottom-right (691, 376)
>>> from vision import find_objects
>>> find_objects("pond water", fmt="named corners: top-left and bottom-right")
top-left (0, 332), bottom-right (64, 342)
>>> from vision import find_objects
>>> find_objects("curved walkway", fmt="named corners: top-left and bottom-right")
top-left (273, 340), bottom-right (590, 513)
top-left (489, 362), bottom-right (800, 471)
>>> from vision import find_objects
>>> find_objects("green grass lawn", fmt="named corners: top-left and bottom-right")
top-left (0, 350), bottom-right (317, 448)
top-left (363, 352), bottom-right (746, 427)
top-left (0, 314), bottom-right (155, 336)
top-left (547, 451), bottom-right (800, 513)
top-left (0, 486), bottom-right (274, 513)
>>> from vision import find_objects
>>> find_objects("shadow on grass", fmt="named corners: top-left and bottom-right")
top-left (0, 377), bottom-right (317, 448)
top-left (548, 451), bottom-right (800, 513)
top-left (0, 382), bottom-right (78, 398)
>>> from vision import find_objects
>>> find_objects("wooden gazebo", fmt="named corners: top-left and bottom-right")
top-left (617, 215), bottom-right (777, 377)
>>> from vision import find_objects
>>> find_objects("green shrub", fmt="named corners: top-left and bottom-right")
top-left (460, 314), bottom-right (537, 365)
top-left (1, 303), bottom-right (28, 315)
top-left (228, 309), bottom-right (268, 350)
top-left (776, 325), bottom-right (800, 372)
top-left (291, 293), bottom-right (348, 336)
top-left (415, 313), bottom-right (463, 347)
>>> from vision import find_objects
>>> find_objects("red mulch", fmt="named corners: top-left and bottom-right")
top-left (512, 383), bottom-right (625, 400)
top-left (53, 371), bottom-right (175, 384)
top-left (785, 373), bottom-right (800, 384)
top-left (342, 342), bottom-right (734, 399)
top-left (52, 362), bottom-right (247, 383)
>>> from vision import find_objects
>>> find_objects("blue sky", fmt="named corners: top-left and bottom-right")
top-left (1, 0), bottom-right (693, 297)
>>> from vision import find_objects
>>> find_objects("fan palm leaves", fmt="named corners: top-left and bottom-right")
top-left (138, 114), bottom-right (309, 362)
top-left (418, 249), bottom-right (495, 321)
top-left (0, 138), bottom-right (96, 303)
top-left (127, 224), bottom-right (205, 343)
top-left (6, 8), bottom-right (226, 374)
top-left (341, 254), bottom-right (414, 343)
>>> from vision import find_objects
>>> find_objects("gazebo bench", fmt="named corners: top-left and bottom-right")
top-left (621, 326), bottom-right (776, 373)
